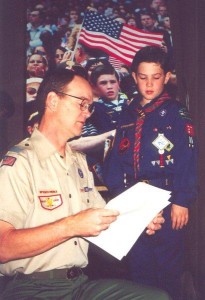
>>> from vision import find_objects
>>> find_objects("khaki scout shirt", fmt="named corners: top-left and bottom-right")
top-left (0, 129), bottom-right (105, 276)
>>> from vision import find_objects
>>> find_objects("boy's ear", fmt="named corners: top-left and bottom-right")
top-left (132, 72), bottom-right (137, 84)
top-left (164, 71), bottom-right (172, 84)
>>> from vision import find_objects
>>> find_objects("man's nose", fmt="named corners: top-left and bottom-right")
top-left (82, 109), bottom-right (91, 119)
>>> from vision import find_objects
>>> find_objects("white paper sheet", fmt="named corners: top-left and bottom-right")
top-left (86, 182), bottom-right (171, 260)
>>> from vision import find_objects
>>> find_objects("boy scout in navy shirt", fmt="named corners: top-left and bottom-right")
top-left (82, 64), bottom-right (129, 185)
top-left (103, 46), bottom-right (197, 300)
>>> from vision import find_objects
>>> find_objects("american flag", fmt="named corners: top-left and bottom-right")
top-left (108, 56), bottom-right (122, 70)
top-left (78, 11), bottom-right (163, 66)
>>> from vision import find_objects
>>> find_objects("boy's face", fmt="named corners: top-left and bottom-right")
top-left (95, 74), bottom-right (120, 101)
top-left (163, 17), bottom-right (170, 29)
top-left (140, 15), bottom-right (155, 30)
top-left (132, 62), bottom-right (170, 105)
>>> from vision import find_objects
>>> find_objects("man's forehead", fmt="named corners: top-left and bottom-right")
top-left (64, 77), bottom-right (92, 97)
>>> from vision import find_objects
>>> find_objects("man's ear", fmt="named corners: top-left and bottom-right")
top-left (164, 71), bottom-right (171, 84)
top-left (46, 92), bottom-right (58, 112)
top-left (132, 72), bottom-right (137, 84)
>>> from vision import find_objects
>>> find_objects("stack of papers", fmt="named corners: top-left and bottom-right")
top-left (86, 182), bottom-right (171, 260)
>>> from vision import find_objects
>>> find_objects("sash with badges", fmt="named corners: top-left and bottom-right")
top-left (133, 92), bottom-right (171, 178)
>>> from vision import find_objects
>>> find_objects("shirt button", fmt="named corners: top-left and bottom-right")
top-left (69, 194), bottom-right (72, 198)
top-left (74, 241), bottom-right (77, 245)
top-left (87, 199), bottom-right (89, 203)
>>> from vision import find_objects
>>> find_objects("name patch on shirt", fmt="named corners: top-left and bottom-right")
top-left (38, 194), bottom-right (63, 210)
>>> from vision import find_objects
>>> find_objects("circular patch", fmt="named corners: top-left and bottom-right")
top-left (119, 137), bottom-right (131, 154)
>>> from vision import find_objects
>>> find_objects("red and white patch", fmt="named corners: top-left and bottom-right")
top-left (185, 124), bottom-right (194, 137)
top-left (38, 194), bottom-right (63, 210)
top-left (1, 156), bottom-right (16, 167)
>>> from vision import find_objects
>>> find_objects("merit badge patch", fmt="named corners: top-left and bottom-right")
top-left (38, 194), bottom-right (63, 210)
top-left (1, 155), bottom-right (16, 167)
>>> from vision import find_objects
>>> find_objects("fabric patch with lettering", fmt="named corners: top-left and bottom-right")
top-left (38, 194), bottom-right (63, 210)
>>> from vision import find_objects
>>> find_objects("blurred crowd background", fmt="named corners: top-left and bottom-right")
top-left (25, 0), bottom-right (174, 135)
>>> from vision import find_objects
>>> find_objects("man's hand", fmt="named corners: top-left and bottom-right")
top-left (146, 211), bottom-right (165, 235)
top-left (171, 204), bottom-right (189, 230)
top-left (70, 208), bottom-right (119, 237)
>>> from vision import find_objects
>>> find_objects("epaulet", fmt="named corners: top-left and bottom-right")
top-left (18, 137), bottom-right (32, 149)
top-left (9, 145), bottom-right (25, 154)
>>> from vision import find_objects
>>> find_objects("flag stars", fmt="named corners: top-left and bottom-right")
top-left (83, 11), bottom-right (122, 39)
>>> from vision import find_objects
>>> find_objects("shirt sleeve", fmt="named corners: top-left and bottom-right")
top-left (170, 105), bottom-right (197, 207)
top-left (0, 152), bottom-right (33, 228)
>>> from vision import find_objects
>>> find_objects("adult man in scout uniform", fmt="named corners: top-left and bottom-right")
top-left (0, 68), bottom-right (170, 300)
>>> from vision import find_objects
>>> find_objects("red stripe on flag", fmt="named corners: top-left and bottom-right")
top-left (108, 56), bottom-right (122, 70)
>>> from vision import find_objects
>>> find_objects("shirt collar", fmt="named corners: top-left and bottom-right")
top-left (29, 128), bottom-right (57, 161)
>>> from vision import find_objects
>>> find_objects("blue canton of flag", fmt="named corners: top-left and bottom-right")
top-left (83, 13), bottom-right (122, 39)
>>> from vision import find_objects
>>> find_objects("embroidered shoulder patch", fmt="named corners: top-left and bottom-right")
top-left (1, 156), bottom-right (16, 167)
top-left (178, 108), bottom-right (192, 121)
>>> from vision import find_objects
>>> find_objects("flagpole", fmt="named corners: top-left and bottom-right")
top-left (70, 15), bottom-right (85, 62)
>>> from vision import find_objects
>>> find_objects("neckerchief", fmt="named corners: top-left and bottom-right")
top-left (133, 91), bottom-right (171, 179)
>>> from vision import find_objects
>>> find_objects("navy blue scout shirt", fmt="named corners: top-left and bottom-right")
top-left (103, 92), bottom-right (197, 207)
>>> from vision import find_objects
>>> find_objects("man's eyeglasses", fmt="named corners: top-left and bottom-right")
top-left (56, 91), bottom-right (95, 114)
